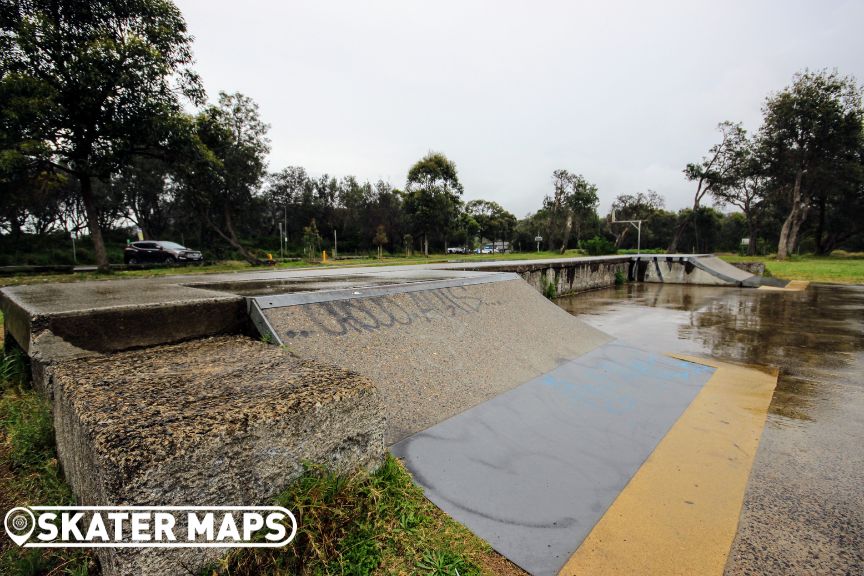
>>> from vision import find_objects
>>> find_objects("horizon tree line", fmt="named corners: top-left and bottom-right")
top-left (2, 2), bottom-right (862, 266)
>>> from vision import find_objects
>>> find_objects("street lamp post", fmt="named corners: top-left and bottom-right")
top-left (278, 222), bottom-right (284, 259)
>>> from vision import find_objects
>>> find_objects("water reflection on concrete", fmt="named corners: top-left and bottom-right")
top-left (557, 283), bottom-right (864, 422)
top-left (557, 283), bottom-right (864, 574)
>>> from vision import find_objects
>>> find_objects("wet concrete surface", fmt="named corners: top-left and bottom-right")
top-left (557, 283), bottom-right (864, 576)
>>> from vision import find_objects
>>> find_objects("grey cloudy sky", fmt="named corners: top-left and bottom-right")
top-left (175, 0), bottom-right (864, 217)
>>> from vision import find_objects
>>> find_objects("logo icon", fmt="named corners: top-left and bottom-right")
top-left (4, 507), bottom-right (35, 546)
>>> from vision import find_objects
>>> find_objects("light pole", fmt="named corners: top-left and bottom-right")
top-left (278, 222), bottom-right (284, 259)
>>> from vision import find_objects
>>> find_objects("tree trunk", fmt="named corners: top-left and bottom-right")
top-left (668, 212), bottom-right (690, 254)
top-left (614, 227), bottom-right (629, 248)
top-left (559, 212), bottom-right (573, 254)
top-left (746, 218), bottom-right (758, 256)
top-left (787, 204), bottom-right (809, 256)
top-left (79, 174), bottom-right (110, 271)
top-left (777, 169), bottom-right (804, 260)
top-left (777, 170), bottom-right (804, 260)
top-left (821, 232), bottom-right (838, 255)
top-left (668, 179), bottom-right (705, 253)
top-left (205, 208), bottom-right (262, 265)
top-left (424, 234), bottom-right (428, 257)
top-left (776, 211), bottom-right (794, 260)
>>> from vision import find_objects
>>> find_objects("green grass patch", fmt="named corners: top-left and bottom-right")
top-left (0, 347), bottom-right (96, 575)
top-left (719, 252), bottom-right (864, 284)
top-left (206, 455), bottom-right (513, 576)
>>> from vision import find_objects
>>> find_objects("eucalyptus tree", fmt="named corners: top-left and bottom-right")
top-left (709, 135), bottom-right (768, 255)
top-left (465, 199), bottom-right (517, 248)
top-left (669, 121), bottom-right (747, 253)
top-left (0, 0), bottom-right (203, 269)
top-left (607, 190), bottom-right (664, 248)
top-left (544, 170), bottom-right (599, 253)
top-left (178, 92), bottom-right (270, 264)
top-left (758, 70), bottom-right (864, 258)
top-left (404, 152), bottom-right (464, 255)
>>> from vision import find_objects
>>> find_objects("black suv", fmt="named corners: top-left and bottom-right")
top-left (124, 241), bottom-right (204, 265)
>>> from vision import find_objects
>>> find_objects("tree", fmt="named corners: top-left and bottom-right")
top-left (544, 170), bottom-right (599, 253)
top-left (465, 199), bottom-right (517, 248)
top-left (759, 70), bottom-right (864, 258)
top-left (607, 190), bottom-right (664, 248)
top-left (709, 135), bottom-right (768, 255)
top-left (113, 156), bottom-right (174, 239)
top-left (0, 0), bottom-right (202, 269)
top-left (302, 218), bottom-right (321, 259)
top-left (372, 224), bottom-right (388, 258)
top-left (669, 121), bottom-right (747, 253)
top-left (178, 92), bottom-right (270, 264)
top-left (404, 152), bottom-right (464, 255)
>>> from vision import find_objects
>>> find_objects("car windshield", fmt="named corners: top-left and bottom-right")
top-left (158, 241), bottom-right (186, 250)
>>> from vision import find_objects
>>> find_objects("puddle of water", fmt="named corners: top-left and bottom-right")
top-left (557, 283), bottom-right (864, 422)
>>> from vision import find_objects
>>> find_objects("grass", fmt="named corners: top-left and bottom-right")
top-left (206, 456), bottom-right (520, 576)
top-left (0, 337), bottom-right (96, 575)
top-left (718, 252), bottom-right (864, 284)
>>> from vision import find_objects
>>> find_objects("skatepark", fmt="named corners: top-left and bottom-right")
top-left (0, 254), bottom-right (842, 575)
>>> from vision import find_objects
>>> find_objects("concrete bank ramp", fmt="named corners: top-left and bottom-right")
top-left (635, 254), bottom-right (762, 287)
top-left (251, 273), bottom-right (611, 444)
top-left (392, 343), bottom-right (716, 575)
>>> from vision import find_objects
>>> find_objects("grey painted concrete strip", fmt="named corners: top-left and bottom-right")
top-left (251, 272), bottom-right (519, 309)
top-left (391, 340), bottom-right (715, 576)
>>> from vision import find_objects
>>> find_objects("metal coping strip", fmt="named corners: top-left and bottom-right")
top-left (247, 298), bottom-right (284, 345)
top-left (251, 272), bottom-right (520, 310)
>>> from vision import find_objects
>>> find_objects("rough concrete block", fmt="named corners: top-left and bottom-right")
top-left (44, 336), bottom-right (385, 575)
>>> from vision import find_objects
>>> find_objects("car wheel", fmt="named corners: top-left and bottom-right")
top-left (128, 257), bottom-right (139, 265)
top-left (163, 256), bottom-right (176, 265)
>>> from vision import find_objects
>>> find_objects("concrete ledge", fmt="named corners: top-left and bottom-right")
top-left (0, 281), bottom-right (247, 357)
top-left (44, 336), bottom-right (386, 575)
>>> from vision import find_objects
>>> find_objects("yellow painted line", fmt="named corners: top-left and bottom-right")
top-left (559, 355), bottom-right (777, 576)
top-left (758, 280), bottom-right (809, 292)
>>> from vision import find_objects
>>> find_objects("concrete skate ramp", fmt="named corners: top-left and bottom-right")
top-left (636, 254), bottom-right (761, 287)
top-left (254, 274), bottom-right (612, 444)
top-left (392, 342), bottom-right (716, 576)
top-left (693, 255), bottom-right (761, 285)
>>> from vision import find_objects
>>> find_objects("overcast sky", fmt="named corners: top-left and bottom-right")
top-left (175, 0), bottom-right (864, 217)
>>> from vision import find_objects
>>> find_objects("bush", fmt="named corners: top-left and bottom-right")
top-left (583, 236), bottom-right (618, 256)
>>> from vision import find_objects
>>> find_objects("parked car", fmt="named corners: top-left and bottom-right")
top-left (475, 244), bottom-right (494, 254)
top-left (124, 241), bottom-right (204, 265)
top-left (446, 246), bottom-right (469, 254)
